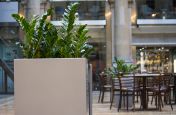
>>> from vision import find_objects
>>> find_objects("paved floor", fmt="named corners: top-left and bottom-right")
top-left (0, 95), bottom-right (14, 115)
top-left (93, 91), bottom-right (176, 115)
top-left (0, 91), bottom-right (176, 115)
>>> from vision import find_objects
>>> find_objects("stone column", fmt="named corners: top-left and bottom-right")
top-left (40, 0), bottom-right (50, 15)
top-left (105, 2), bottom-right (113, 68)
top-left (114, 0), bottom-right (132, 62)
top-left (26, 0), bottom-right (41, 19)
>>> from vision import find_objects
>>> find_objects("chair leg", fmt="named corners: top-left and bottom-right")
top-left (147, 91), bottom-right (149, 103)
top-left (136, 92), bottom-right (139, 103)
top-left (140, 91), bottom-right (143, 109)
top-left (127, 92), bottom-right (129, 111)
top-left (110, 91), bottom-right (114, 110)
top-left (123, 92), bottom-right (125, 108)
top-left (160, 95), bottom-right (164, 108)
top-left (155, 95), bottom-right (158, 109)
top-left (98, 89), bottom-right (102, 103)
top-left (151, 92), bottom-right (154, 105)
top-left (101, 90), bottom-right (105, 103)
top-left (158, 94), bottom-right (162, 111)
top-left (157, 95), bottom-right (160, 110)
top-left (110, 89), bottom-right (111, 103)
top-left (133, 92), bottom-right (135, 111)
top-left (169, 91), bottom-right (173, 111)
top-left (118, 92), bottom-right (122, 112)
top-left (164, 93), bottom-right (167, 104)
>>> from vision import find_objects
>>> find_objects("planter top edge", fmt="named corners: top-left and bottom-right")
top-left (14, 58), bottom-right (87, 61)
top-left (14, 58), bottom-right (87, 60)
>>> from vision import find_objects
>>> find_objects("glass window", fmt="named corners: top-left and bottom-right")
top-left (0, 1), bottom-right (20, 93)
top-left (0, 1), bottom-right (18, 22)
top-left (51, 1), bottom-right (105, 20)
top-left (87, 27), bottom-right (106, 90)
top-left (136, 47), bottom-right (171, 73)
top-left (137, 0), bottom-right (176, 19)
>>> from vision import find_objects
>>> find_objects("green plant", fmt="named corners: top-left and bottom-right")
top-left (57, 2), bottom-right (93, 58)
top-left (12, 2), bottom-right (93, 58)
top-left (105, 57), bottom-right (139, 77)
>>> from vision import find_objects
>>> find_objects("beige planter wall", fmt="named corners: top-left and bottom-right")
top-left (14, 58), bottom-right (91, 115)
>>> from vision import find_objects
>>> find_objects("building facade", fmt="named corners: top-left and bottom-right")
top-left (1, 0), bottom-right (176, 92)
top-left (132, 0), bottom-right (176, 73)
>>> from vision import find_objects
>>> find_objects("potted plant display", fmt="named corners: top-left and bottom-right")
top-left (105, 57), bottom-right (139, 77)
top-left (13, 3), bottom-right (93, 115)
top-left (105, 57), bottom-right (139, 109)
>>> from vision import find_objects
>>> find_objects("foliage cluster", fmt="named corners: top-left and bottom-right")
top-left (12, 3), bottom-right (93, 58)
top-left (105, 57), bottom-right (139, 77)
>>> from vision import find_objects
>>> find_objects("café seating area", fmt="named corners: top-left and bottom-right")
top-left (0, 80), bottom-right (176, 115)
top-left (93, 91), bottom-right (176, 115)
top-left (97, 72), bottom-right (176, 112)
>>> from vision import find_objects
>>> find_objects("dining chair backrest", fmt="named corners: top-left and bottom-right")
top-left (162, 73), bottom-right (172, 88)
top-left (149, 73), bottom-right (173, 111)
top-left (169, 73), bottom-right (175, 86)
top-left (152, 74), bottom-right (171, 91)
top-left (134, 76), bottom-right (143, 90)
top-left (119, 73), bottom-right (134, 90)
top-left (111, 78), bottom-right (120, 90)
top-left (99, 73), bottom-right (106, 85)
top-left (99, 72), bottom-right (112, 86)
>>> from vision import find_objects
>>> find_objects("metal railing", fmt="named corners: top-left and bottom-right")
top-left (0, 59), bottom-right (14, 94)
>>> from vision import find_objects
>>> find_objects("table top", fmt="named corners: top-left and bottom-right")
top-left (123, 73), bottom-right (162, 77)
top-left (135, 73), bottom-right (161, 77)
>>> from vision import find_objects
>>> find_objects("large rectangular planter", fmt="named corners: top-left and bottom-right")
top-left (14, 58), bottom-right (92, 115)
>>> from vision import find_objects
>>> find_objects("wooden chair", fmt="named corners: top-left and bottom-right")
top-left (146, 77), bottom-right (155, 104)
top-left (134, 76), bottom-right (143, 103)
top-left (118, 75), bottom-right (135, 111)
top-left (98, 72), bottom-right (112, 103)
top-left (149, 74), bottom-right (173, 111)
top-left (110, 73), bottom-right (142, 111)
top-left (167, 73), bottom-right (175, 104)
top-left (163, 73), bottom-right (174, 106)
top-left (110, 77), bottom-right (120, 109)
